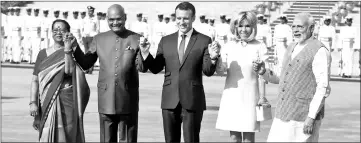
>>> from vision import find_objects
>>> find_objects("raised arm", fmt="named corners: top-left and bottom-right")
top-left (202, 38), bottom-right (217, 76)
top-left (72, 36), bottom-right (98, 70)
top-left (148, 37), bottom-right (165, 74)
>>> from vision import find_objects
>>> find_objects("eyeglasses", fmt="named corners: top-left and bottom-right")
top-left (52, 29), bottom-right (67, 34)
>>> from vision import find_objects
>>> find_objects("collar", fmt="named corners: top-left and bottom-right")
top-left (178, 28), bottom-right (193, 38)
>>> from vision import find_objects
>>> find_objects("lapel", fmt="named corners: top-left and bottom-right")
top-left (170, 32), bottom-right (181, 67)
top-left (180, 29), bottom-right (198, 69)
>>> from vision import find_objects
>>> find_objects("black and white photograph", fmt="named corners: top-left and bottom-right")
top-left (0, 0), bottom-right (360, 142)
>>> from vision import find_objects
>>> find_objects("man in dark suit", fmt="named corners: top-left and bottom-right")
top-left (145, 2), bottom-right (221, 142)
top-left (71, 4), bottom-right (152, 142)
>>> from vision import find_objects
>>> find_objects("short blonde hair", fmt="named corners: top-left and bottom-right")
top-left (230, 11), bottom-right (257, 42)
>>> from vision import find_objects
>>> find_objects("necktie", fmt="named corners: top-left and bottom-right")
top-left (178, 34), bottom-right (186, 63)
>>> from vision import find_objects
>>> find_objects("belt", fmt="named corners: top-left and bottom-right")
top-left (342, 38), bottom-right (354, 42)
top-left (276, 38), bottom-right (286, 42)
top-left (12, 27), bottom-right (21, 31)
top-left (320, 37), bottom-right (331, 41)
top-left (31, 27), bottom-right (40, 31)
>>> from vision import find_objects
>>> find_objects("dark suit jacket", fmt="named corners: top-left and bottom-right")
top-left (73, 29), bottom-right (152, 114)
top-left (148, 29), bottom-right (216, 111)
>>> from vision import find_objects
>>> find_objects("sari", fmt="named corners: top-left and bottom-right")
top-left (36, 49), bottom-right (90, 142)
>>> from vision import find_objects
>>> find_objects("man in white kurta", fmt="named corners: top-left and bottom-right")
top-left (339, 16), bottom-right (358, 78)
top-left (273, 14), bottom-right (293, 73)
top-left (254, 13), bottom-right (331, 142)
top-left (318, 16), bottom-right (336, 52)
top-left (28, 8), bottom-right (42, 64)
top-left (11, 7), bottom-right (24, 64)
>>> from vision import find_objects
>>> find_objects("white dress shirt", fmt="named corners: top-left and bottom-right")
top-left (177, 28), bottom-right (194, 53)
top-left (262, 43), bottom-right (332, 119)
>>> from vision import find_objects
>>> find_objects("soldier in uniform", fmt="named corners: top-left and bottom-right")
top-left (11, 7), bottom-right (24, 64)
top-left (256, 14), bottom-right (272, 48)
top-left (169, 13), bottom-right (178, 34)
top-left (100, 12), bottom-right (109, 33)
top-left (226, 16), bottom-right (231, 25)
top-left (141, 14), bottom-right (150, 39)
top-left (152, 13), bottom-right (165, 55)
top-left (29, 7), bottom-right (42, 64)
top-left (82, 6), bottom-right (99, 74)
top-left (40, 8), bottom-right (52, 50)
top-left (53, 9), bottom-right (60, 19)
top-left (69, 10), bottom-right (83, 47)
top-left (339, 16), bottom-right (358, 78)
top-left (273, 14), bottom-right (293, 73)
top-left (318, 16), bottom-right (336, 52)
top-left (62, 10), bottom-right (69, 21)
top-left (208, 17), bottom-right (216, 41)
top-left (5, 7), bottom-right (15, 62)
top-left (22, 7), bottom-right (33, 63)
top-left (215, 14), bottom-right (229, 48)
top-left (131, 12), bottom-right (145, 36)
top-left (2, 8), bottom-right (9, 62)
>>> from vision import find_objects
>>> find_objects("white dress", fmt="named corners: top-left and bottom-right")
top-left (215, 40), bottom-right (267, 132)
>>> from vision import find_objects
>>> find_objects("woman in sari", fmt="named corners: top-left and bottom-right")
top-left (29, 19), bottom-right (90, 142)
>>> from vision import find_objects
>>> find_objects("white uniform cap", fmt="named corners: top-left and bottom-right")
top-left (279, 14), bottom-right (287, 19)
top-left (14, 7), bottom-right (21, 10)
top-left (143, 14), bottom-right (148, 18)
top-left (42, 8), bottom-right (49, 12)
top-left (257, 14), bottom-right (264, 18)
top-left (345, 15), bottom-right (353, 20)
top-left (324, 16), bottom-right (331, 20)
top-left (226, 16), bottom-right (231, 20)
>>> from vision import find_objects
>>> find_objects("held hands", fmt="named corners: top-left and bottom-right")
top-left (208, 41), bottom-right (221, 60)
top-left (139, 36), bottom-right (150, 54)
top-left (252, 59), bottom-right (266, 75)
top-left (63, 32), bottom-right (77, 51)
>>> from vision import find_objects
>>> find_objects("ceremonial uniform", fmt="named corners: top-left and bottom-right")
top-left (339, 16), bottom-right (358, 77)
top-left (215, 14), bottom-right (229, 47)
top-left (11, 7), bottom-right (24, 63)
top-left (152, 14), bottom-right (166, 55)
top-left (273, 15), bottom-right (293, 71)
top-left (82, 6), bottom-right (99, 73)
top-left (256, 14), bottom-right (272, 48)
top-left (2, 11), bottom-right (9, 62)
top-left (29, 8), bottom-right (42, 63)
top-left (318, 16), bottom-right (336, 51)
top-left (40, 9), bottom-right (52, 50)
top-left (131, 13), bottom-right (147, 37)
top-left (22, 8), bottom-right (34, 63)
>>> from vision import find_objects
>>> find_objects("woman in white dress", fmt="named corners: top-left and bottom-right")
top-left (215, 11), bottom-right (269, 142)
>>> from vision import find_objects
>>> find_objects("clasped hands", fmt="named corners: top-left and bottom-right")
top-left (208, 41), bottom-right (221, 60)
top-left (63, 32), bottom-right (78, 52)
top-left (139, 36), bottom-right (151, 55)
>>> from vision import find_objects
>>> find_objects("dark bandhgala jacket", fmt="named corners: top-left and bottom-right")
top-left (73, 29), bottom-right (152, 114)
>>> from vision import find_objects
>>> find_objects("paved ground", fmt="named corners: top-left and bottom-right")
top-left (1, 67), bottom-right (360, 142)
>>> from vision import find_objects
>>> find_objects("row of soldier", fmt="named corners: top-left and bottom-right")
top-left (1, 6), bottom-right (359, 77)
